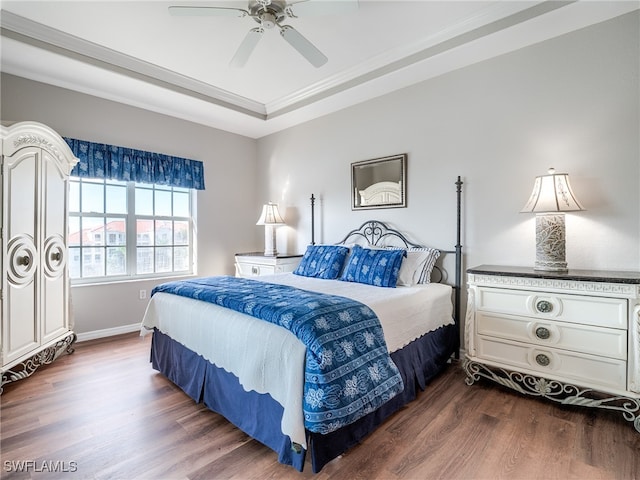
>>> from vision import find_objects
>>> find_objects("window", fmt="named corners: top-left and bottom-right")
top-left (69, 177), bottom-right (194, 282)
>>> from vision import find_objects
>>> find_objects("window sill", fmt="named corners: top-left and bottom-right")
top-left (71, 273), bottom-right (197, 288)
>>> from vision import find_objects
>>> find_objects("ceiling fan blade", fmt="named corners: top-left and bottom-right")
top-left (230, 28), bottom-right (263, 68)
top-left (280, 25), bottom-right (327, 67)
top-left (286, 0), bottom-right (359, 17)
top-left (168, 6), bottom-right (248, 17)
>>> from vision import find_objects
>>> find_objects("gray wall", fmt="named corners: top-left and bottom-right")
top-left (1, 74), bottom-right (259, 336)
top-left (257, 12), bottom-right (640, 280)
top-left (2, 11), bottom-right (638, 340)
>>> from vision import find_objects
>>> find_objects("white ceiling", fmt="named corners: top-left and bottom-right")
top-left (1, 1), bottom-right (638, 138)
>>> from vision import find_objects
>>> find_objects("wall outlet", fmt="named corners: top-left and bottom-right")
top-left (139, 289), bottom-right (147, 300)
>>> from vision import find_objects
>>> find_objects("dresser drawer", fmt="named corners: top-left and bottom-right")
top-left (476, 336), bottom-right (627, 391)
top-left (476, 287), bottom-right (627, 330)
top-left (476, 312), bottom-right (627, 360)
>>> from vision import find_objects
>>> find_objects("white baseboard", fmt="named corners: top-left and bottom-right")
top-left (76, 323), bottom-right (141, 342)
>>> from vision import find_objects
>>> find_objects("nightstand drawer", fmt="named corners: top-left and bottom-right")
top-left (476, 336), bottom-right (628, 391)
top-left (477, 287), bottom-right (627, 330)
top-left (476, 312), bottom-right (627, 360)
top-left (236, 262), bottom-right (276, 277)
top-left (234, 253), bottom-right (302, 278)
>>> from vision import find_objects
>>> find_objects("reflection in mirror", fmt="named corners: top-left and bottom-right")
top-left (351, 154), bottom-right (406, 210)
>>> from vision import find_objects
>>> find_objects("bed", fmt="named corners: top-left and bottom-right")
top-left (140, 177), bottom-right (463, 473)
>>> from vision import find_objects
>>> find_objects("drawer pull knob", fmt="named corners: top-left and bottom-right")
top-left (535, 327), bottom-right (551, 340)
top-left (535, 354), bottom-right (550, 366)
top-left (536, 300), bottom-right (553, 313)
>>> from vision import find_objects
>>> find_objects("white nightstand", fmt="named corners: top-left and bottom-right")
top-left (464, 265), bottom-right (640, 433)
top-left (235, 252), bottom-right (302, 278)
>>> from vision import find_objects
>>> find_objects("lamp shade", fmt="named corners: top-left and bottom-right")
top-left (256, 203), bottom-right (285, 225)
top-left (521, 168), bottom-right (584, 213)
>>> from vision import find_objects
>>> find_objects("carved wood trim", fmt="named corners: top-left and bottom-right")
top-left (1, 333), bottom-right (76, 394)
top-left (631, 304), bottom-right (640, 393)
top-left (467, 273), bottom-right (640, 297)
top-left (464, 287), bottom-right (476, 356)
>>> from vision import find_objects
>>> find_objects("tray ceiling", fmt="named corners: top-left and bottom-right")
top-left (1, 1), bottom-right (637, 138)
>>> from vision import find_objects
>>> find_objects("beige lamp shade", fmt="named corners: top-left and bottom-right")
top-left (521, 168), bottom-right (584, 272)
top-left (521, 168), bottom-right (584, 213)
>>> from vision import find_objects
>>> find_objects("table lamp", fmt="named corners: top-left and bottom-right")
top-left (256, 202), bottom-right (285, 256)
top-left (521, 168), bottom-right (584, 272)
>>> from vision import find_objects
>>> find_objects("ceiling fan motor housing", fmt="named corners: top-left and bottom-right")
top-left (249, 0), bottom-right (287, 29)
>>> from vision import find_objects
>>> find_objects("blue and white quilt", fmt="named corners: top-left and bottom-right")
top-left (152, 276), bottom-right (404, 434)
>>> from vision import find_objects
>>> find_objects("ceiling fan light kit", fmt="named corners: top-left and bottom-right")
top-left (260, 12), bottom-right (278, 29)
top-left (169, 0), bottom-right (358, 68)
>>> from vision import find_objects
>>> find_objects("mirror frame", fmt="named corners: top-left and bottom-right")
top-left (351, 154), bottom-right (407, 210)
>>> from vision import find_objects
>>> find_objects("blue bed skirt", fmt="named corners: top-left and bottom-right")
top-left (150, 322), bottom-right (458, 473)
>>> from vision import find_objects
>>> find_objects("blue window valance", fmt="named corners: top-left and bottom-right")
top-left (64, 137), bottom-right (205, 190)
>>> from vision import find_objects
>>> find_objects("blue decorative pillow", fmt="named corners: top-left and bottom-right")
top-left (340, 245), bottom-right (405, 287)
top-left (293, 245), bottom-right (350, 279)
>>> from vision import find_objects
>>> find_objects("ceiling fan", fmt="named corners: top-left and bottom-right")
top-left (168, 0), bottom-right (358, 68)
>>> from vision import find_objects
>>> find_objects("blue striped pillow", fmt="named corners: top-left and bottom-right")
top-left (340, 245), bottom-right (405, 287)
top-left (293, 245), bottom-right (349, 279)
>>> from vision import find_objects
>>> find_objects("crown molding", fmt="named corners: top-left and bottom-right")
top-left (1, 3), bottom-right (561, 121)
top-left (266, 1), bottom-right (559, 116)
top-left (0, 11), bottom-right (267, 119)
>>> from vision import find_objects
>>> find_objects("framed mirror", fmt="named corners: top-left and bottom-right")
top-left (351, 154), bottom-right (406, 210)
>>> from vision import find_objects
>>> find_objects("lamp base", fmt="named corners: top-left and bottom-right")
top-left (534, 213), bottom-right (568, 272)
top-left (263, 225), bottom-right (278, 257)
top-left (534, 260), bottom-right (568, 272)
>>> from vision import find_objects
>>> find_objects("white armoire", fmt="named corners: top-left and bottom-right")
top-left (1, 122), bottom-right (78, 393)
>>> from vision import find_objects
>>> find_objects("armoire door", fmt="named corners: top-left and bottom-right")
top-left (3, 146), bottom-right (40, 366)
top-left (41, 148), bottom-right (69, 345)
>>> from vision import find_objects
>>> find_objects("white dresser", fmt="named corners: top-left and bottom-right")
top-left (1, 122), bottom-right (79, 393)
top-left (235, 252), bottom-right (302, 278)
top-left (464, 265), bottom-right (640, 433)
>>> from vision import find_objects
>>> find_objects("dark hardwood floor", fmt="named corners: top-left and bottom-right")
top-left (1, 332), bottom-right (638, 479)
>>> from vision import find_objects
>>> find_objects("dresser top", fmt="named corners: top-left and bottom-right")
top-left (467, 265), bottom-right (640, 284)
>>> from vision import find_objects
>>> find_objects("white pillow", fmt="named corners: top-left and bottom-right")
top-left (387, 247), bottom-right (440, 286)
top-left (413, 247), bottom-right (441, 284)
top-left (398, 248), bottom-right (440, 287)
